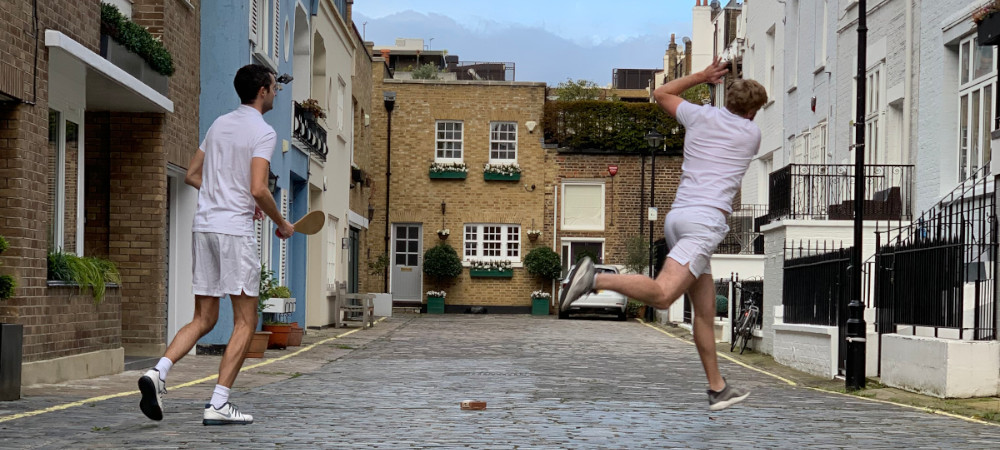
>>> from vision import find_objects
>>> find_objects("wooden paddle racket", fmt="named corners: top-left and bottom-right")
top-left (275, 210), bottom-right (325, 236)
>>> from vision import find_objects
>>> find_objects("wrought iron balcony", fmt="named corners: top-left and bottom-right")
top-left (293, 101), bottom-right (328, 161)
top-left (767, 163), bottom-right (913, 223)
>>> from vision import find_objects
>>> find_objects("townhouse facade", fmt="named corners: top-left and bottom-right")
top-left (0, 0), bottom-right (200, 384)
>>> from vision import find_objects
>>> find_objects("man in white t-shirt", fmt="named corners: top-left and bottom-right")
top-left (138, 64), bottom-right (295, 425)
top-left (560, 58), bottom-right (767, 411)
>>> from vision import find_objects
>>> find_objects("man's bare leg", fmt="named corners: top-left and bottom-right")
top-left (217, 293), bottom-right (258, 388)
top-left (164, 296), bottom-right (221, 363)
top-left (593, 258), bottom-right (697, 310)
top-left (688, 273), bottom-right (726, 391)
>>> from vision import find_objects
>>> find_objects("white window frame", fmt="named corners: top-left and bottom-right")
top-left (463, 224), bottom-right (521, 262)
top-left (958, 34), bottom-right (997, 180)
top-left (814, 0), bottom-right (828, 70)
top-left (766, 25), bottom-right (776, 102)
top-left (47, 107), bottom-right (84, 256)
top-left (561, 181), bottom-right (606, 232)
top-left (865, 63), bottom-right (885, 165)
top-left (249, 0), bottom-right (278, 70)
top-left (788, 0), bottom-right (799, 92)
top-left (488, 121), bottom-right (518, 163)
top-left (337, 77), bottom-right (346, 134)
top-left (560, 238), bottom-right (606, 277)
top-left (435, 120), bottom-right (464, 163)
top-left (810, 122), bottom-right (827, 165)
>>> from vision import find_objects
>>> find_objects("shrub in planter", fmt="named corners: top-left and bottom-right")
top-left (0, 235), bottom-right (14, 300)
top-left (100, 3), bottom-right (175, 76)
top-left (423, 243), bottom-right (463, 290)
top-left (47, 251), bottom-right (121, 305)
top-left (524, 247), bottom-right (562, 281)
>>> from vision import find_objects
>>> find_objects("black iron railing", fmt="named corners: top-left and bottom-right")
top-left (783, 241), bottom-right (851, 327)
top-left (716, 204), bottom-right (768, 255)
top-left (729, 277), bottom-right (763, 330)
top-left (871, 165), bottom-right (997, 341)
top-left (768, 164), bottom-right (913, 222)
top-left (293, 101), bottom-right (328, 161)
top-left (447, 61), bottom-right (515, 81)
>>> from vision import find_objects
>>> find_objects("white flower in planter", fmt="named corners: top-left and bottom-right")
top-left (469, 259), bottom-right (513, 271)
top-left (430, 162), bottom-right (469, 173)
top-left (483, 162), bottom-right (522, 176)
top-left (426, 290), bottom-right (447, 298)
top-left (531, 290), bottom-right (551, 299)
top-left (437, 228), bottom-right (450, 236)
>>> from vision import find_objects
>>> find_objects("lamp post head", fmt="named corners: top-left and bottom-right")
top-left (383, 91), bottom-right (396, 112)
top-left (644, 130), bottom-right (664, 150)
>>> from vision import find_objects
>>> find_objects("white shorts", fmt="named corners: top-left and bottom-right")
top-left (663, 206), bottom-right (730, 278)
top-left (192, 232), bottom-right (261, 297)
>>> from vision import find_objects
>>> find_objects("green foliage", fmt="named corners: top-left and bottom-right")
top-left (623, 235), bottom-right (650, 275)
top-left (410, 63), bottom-right (441, 80)
top-left (626, 300), bottom-right (644, 318)
top-left (524, 247), bottom-right (562, 281)
top-left (47, 252), bottom-right (121, 305)
top-left (716, 295), bottom-right (728, 316)
top-left (100, 3), bottom-right (175, 76)
top-left (0, 235), bottom-right (13, 300)
top-left (553, 78), bottom-right (603, 101)
top-left (575, 249), bottom-right (599, 265)
top-left (423, 244), bottom-right (463, 289)
top-left (367, 252), bottom-right (390, 276)
top-left (258, 265), bottom-right (279, 312)
top-left (543, 101), bottom-right (685, 152)
top-left (271, 286), bottom-right (292, 298)
top-left (682, 84), bottom-right (711, 105)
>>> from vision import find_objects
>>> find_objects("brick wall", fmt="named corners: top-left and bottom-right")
top-left (365, 76), bottom-right (549, 307)
top-left (351, 32), bottom-right (375, 292)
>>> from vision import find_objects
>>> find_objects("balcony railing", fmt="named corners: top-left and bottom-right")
top-left (715, 204), bottom-right (767, 255)
top-left (768, 164), bottom-right (913, 222)
top-left (293, 101), bottom-right (328, 161)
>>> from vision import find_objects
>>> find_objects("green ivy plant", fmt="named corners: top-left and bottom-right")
top-left (47, 252), bottom-right (121, 305)
top-left (0, 235), bottom-right (15, 300)
top-left (100, 3), bottom-right (175, 76)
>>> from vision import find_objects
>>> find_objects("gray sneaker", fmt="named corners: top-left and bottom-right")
top-left (138, 369), bottom-right (166, 421)
top-left (707, 380), bottom-right (750, 411)
top-left (560, 257), bottom-right (595, 312)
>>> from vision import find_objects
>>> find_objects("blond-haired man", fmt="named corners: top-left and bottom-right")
top-left (560, 58), bottom-right (767, 411)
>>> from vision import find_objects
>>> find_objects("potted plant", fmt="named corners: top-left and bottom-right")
top-left (422, 243), bottom-right (463, 314)
top-left (262, 285), bottom-right (293, 349)
top-left (483, 162), bottom-right (521, 181)
top-left (0, 235), bottom-right (15, 301)
top-left (469, 259), bottom-right (514, 278)
top-left (526, 229), bottom-right (542, 241)
top-left (429, 161), bottom-right (469, 179)
top-left (246, 266), bottom-right (276, 358)
top-left (437, 228), bottom-right (450, 240)
top-left (299, 98), bottom-right (327, 120)
top-left (524, 246), bottom-right (562, 315)
top-left (46, 251), bottom-right (121, 304)
top-left (974, 0), bottom-right (1000, 46)
top-left (426, 290), bottom-right (447, 314)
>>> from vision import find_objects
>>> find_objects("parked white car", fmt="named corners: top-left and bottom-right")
top-left (557, 264), bottom-right (627, 321)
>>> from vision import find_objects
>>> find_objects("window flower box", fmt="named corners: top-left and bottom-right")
top-left (483, 162), bottom-right (521, 181)
top-left (469, 259), bottom-right (514, 278)
top-left (430, 162), bottom-right (468, 180)
top-left (978, 11), bottom-right (1000, 46)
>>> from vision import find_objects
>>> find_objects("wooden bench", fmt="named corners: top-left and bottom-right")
top-left (330, 285), bottom-right (375, 328)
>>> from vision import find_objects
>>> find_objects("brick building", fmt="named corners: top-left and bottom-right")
top-left (366, 61), bottom-right (549, 312)
top-left (0, 0), bottom-right (199, 385)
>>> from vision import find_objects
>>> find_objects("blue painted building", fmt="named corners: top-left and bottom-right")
top-left (198, 0), bottom-right (310, 345)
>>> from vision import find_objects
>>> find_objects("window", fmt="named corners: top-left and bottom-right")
top-left (327, 216), bottom-right (337, 282)
top-left (561, 182), bottom-right (605, 231)
top-left (814, 0), bottom-right (828, 68)
top-left (789, 0), bottom-right (799, 90)
top-left (249, 0), bottom-right (279, 68)
top-left (865, 64), bottom-right (884, 164)
top-left (435, 121), bottom-right (463, 162)
top-left (489, 122), bottom-right (517, 162)
top-left (810, 122), bottom-right (827, 165)
top-left (464, 224), bottom-right (521, 260)
top-left (958, 35), bottom-right (996, 180)
top-left (47, 109), bottom-right (82, 255)
top-left (560, 240), bottom-right (605, 278)
top-left (792, 134), bottom-right (806, 164)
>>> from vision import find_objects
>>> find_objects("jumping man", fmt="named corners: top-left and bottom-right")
top-left (138, 64), bottom-right (295, 425)
top-left (560, 57), bottom-right (767, 411)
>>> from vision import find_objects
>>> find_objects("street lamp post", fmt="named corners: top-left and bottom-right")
top-left (383, 91), bottom-right (396, 294)
top-left (847, 0), bottom-right (868, 391)
top-left (645, 130), bottom-right (664, 278)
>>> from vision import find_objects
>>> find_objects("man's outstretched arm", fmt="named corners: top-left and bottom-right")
top-left (653, 57), bottom-right (729, 118)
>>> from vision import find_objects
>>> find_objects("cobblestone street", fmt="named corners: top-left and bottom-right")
top-left (2, 314), bottom-right (999, 448)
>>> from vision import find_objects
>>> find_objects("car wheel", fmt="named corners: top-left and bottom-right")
top-left (558, 310), bottom-right (569, 319)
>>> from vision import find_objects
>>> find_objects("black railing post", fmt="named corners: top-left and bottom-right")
top-left (846, 0), bottom-right (869, 391)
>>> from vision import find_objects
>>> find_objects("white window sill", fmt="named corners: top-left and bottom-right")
top-left (252, 50), bottom-right (277, 72)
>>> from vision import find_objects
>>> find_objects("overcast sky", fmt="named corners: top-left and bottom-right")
top-left (353, 0), bottom-right (695, 86)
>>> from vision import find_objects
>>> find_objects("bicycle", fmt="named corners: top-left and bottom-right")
top-left (729, 283), bottom-right (761, 355)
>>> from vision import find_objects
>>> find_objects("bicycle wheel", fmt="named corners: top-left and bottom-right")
top-left (740, 311), bottom-right (757, 355)
top-left (730, 314), bottom-right (747, 352)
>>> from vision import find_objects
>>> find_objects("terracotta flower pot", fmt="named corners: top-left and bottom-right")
top-left (287, 323), bottom-right (304, 346)
top-left (245, 331), bottom-right (271, 358)
top-left (262, 323), bottom-right (292, 349)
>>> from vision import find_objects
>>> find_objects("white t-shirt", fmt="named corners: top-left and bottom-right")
top-left (671, 101), bottom-right (762, 214)
top-left (193, 105), bottom-right (277, 236)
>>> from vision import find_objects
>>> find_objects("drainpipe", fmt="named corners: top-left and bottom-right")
top-left (383, 91), bottom-right (396, 293)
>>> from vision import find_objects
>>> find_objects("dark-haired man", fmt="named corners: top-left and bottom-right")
top-left (138, 64), bottom-right (295, 425)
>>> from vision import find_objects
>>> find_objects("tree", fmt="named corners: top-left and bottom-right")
top-left (554, 78), bottom-right (603, 101)
top-left (681, 84), bottom-right (711, 105)
top-left (423, 243), bottom-right (463, 290)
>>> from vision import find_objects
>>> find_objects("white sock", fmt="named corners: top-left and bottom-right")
top-left (153, 357), bottom-right (173, 381)
top-left (209, 384), bottom-right (230, 409)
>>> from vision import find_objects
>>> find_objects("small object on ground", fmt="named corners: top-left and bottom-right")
top-left (460, 400), bottom-right (487, 410)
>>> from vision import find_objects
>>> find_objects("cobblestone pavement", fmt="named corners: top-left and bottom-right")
top-left (2, 314), bottom-right (1000, 448)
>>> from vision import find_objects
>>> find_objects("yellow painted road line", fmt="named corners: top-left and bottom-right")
top-left (637, 319), bottom-right (798, 387)
top-left (637, 319), bottom-right (999, 427)
top-left (802, 386), bottom-right (1000, 427)
top-left (0, 318), bottom-right (387, 424)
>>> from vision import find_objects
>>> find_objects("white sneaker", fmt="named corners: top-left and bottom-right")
top-left (203, 402), bottom-right (254, 425)
top-left (138, 369), bottom-right (166, 421)
top-left (560, 257), bottom-right (595, 312)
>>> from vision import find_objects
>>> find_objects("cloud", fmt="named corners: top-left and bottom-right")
top-left (355, 10), bottom-right (668, 86)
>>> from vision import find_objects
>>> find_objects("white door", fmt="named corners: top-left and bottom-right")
top-left (391, 224), bottom-right (422, 301)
